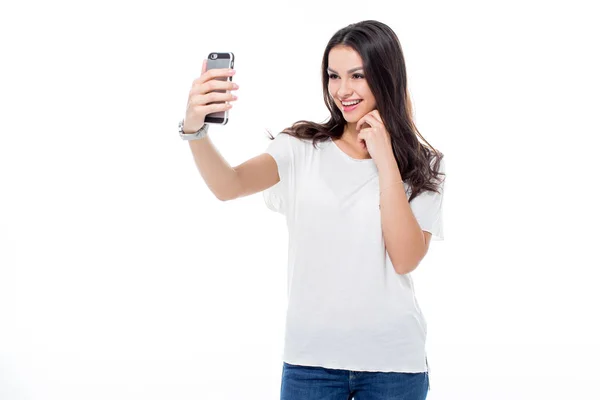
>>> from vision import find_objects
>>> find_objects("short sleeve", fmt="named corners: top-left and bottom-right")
top-left (263, 133), bottom-right (294, 215)
top-left (409, 157), bottom-right (445, 241)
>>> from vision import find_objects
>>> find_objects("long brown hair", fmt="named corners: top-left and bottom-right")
top-left (267, 20), bottom-right (445, 202)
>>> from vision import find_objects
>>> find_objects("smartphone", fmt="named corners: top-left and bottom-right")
top-left (204, 52), bottom-right (235, 125)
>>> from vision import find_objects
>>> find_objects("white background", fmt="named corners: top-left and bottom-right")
top-left (1, 0), bottom-right (599, 399)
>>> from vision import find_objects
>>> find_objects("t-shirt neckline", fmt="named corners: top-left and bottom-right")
top-left (329, 137), bottom-right (375, 163)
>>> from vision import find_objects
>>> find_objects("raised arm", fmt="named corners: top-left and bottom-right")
top-left (188, 138), bottom-right (279, 201)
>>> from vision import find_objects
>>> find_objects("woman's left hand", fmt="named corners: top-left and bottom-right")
top-left (356, 109), bottom-right (395, 167)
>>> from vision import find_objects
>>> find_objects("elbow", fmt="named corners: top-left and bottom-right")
top-left (216, 183), bottom-right (241, 202)
top-left (217, 174), bottom-right (242, 202)
top-left (394, 264), bottom-right (417, 275)
top-left (389, 244), bottom-right (426, 275)
top-left (216, 192), bottom-right (234, 202)
top-left (394, 265), bottom-right (412, 275)
top-left (392, 258), bottom-right (420, 275)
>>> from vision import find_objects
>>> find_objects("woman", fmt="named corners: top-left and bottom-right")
top-left (182, 19), bottom-right (444, 400)
top-left (264, 19), bottom-right (445, 400)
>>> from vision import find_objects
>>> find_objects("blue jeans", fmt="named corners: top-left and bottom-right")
top-left (280, 362), bottom-right (429, 400)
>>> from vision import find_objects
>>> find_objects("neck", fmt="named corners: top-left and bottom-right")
top-left (341, 122), bottom-right (359, 143)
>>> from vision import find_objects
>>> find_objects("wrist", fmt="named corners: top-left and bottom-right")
top-left (182, 119), bottom-right (205, 133)
top-left (377, 160), bottom-right (402, 182)
top-left (179, 119), bottom-right (209, 140)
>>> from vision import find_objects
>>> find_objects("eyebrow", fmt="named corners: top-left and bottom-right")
top-left (327, 66), bottom-right (364, 74)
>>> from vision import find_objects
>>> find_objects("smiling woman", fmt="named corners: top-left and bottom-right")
top-left (258, 19), bottom-right (444, 400)
top-left (326, 48), bottom-right (375, 132)
top-left (271, 19), bottom-right (445, 204)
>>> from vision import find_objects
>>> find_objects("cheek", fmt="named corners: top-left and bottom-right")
top-left (359, 84), bottom-right (374, 99)
top-left (328, 85), bottom-right (338, 101)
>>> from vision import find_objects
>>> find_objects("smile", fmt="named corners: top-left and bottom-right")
top-left (341, 99), bottom-right (362, 112)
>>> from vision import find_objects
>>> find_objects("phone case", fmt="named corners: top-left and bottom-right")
top-left (204, 52), bottom-right (235, 125)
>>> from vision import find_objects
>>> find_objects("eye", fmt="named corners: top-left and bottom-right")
top-left (328, 73), bottom-right (364, 80)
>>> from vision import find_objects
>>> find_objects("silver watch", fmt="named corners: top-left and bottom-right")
top-left (179, 119), bottom-right (209, 140)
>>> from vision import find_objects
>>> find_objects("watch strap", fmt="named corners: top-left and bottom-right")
top-left (179, 119), bottom-right (209, 140)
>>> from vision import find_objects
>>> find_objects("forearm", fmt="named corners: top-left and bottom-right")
top-left (187, 135), bottom-right (240, 201)
top-left (378, 156), bottom-right (425, 274)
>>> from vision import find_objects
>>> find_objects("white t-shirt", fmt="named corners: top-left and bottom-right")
top-left (263, 133), bottom-right (445, 373)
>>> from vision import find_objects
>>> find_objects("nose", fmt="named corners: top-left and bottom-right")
top-left (337, 78), bottom-right (354, 98)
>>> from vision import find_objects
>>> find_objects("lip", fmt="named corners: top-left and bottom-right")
top-left (341, 99), bottom-right (363, 112)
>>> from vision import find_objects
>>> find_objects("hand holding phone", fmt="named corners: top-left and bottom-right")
top-left (183, 52), bottom-right (237, 133)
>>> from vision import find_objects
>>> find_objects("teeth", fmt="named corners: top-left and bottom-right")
top-left (342, 100), bottom-right (361, 106)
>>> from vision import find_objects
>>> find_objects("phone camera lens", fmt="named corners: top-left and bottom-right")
top-left (210, 54), bottom-right (217, 60)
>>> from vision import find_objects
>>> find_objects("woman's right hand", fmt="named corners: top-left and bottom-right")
top-left (182, 59), bottom-right (239, 133)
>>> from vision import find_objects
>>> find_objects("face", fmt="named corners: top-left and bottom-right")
top-left (327, 45), bottom-right (376, 124)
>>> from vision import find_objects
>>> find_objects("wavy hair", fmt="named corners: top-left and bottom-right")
top-left (266, 20), bottom-right (445, 202)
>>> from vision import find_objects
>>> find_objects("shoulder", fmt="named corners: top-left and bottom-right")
top-left (430, 151), bottom-right (446, 172)
top-left (272, 133), bottom-right (323, 152)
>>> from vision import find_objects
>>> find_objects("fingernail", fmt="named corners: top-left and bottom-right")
top-left (233, 83), bottom-right (239, 89)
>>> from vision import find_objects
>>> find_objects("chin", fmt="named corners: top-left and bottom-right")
top-left (338, 108), bottom-right (366, 123)
top-left (344, 112), bottom-right (367, 124)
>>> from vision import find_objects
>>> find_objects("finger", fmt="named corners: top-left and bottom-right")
top-left (358, 114), bottom-right (380, 131)
top-left (371, 109), bottom-right (383, 123)
top-left (357, 127), bottom-right (374, 140)
top-left (195, 102), bottom-right (233, 114)
top-left (366, 114), bottom-right (382, 127)
top-left (357, 131), bottom-right (365, 148)
top-left (356, 115), bottom-right (372, 131)
top-left (192, 91), bottom-right (237, 107)
top-left (356, 115), bottom-right (367, 132)
top-left (357, 129), bottom-right (372, 148)
top-left (357, 114), bottom-right (378, 131)
top-left (201, 59), bottom-right (207, 74)
top-left (192, 79), bottom-right (239, 96)
top-left (199, 67), bottom-right (235, 84)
